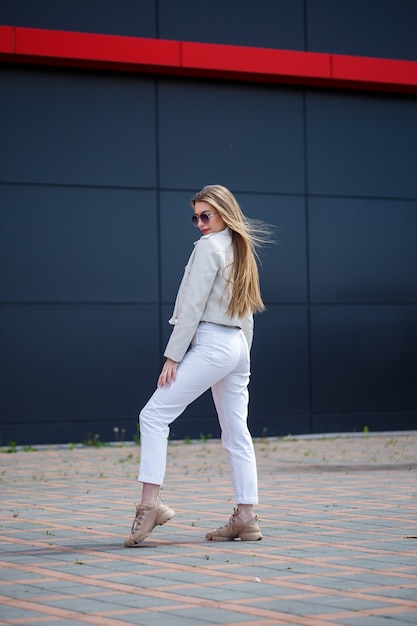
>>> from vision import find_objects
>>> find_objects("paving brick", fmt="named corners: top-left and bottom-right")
top-left (1, 432), bottom-right (416, 625)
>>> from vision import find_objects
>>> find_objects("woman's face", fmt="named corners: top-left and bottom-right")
top-left (193, 201), bottom-right (226, 236)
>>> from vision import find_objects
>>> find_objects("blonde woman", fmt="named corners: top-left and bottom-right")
top-left (125, 184), bottom-right (270, 546)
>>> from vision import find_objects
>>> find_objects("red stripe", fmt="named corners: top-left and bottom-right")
top-left (180, 41), bottom-right (331, 86)
top-left (1, 25), bottom-right (416, 94)
top-left (0, 25), bottom-right (14, 53)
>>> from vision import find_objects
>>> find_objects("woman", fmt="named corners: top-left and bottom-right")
top-left (125, 184), bottom-right (269, 546)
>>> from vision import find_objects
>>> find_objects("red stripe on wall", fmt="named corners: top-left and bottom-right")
top-left (332, 54), bottom-right (417, 91)
top-left (180, 41), bottom-right (332, 86)
top-left (1, 25), bottom-right (417, 94)
top-left (0, 25), bottom-right (14, 53)
top-left (16, 26), bottom-right (181, 70)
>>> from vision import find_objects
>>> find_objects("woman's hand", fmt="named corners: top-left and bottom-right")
top-left (158, 358), bottom-right (178, 388)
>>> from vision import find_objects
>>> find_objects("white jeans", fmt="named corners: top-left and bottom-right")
top-left (138, 322), bottom-right (259, 504)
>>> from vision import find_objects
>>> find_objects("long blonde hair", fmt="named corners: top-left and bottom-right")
top-left (190, 184), bottom-right (272, 318)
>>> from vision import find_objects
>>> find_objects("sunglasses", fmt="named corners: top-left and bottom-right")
top-left (191, 212), bottom-right (217, 227)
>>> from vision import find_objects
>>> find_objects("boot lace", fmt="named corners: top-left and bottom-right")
top-left (222, 508), bottom-right (240, 532)
top-left (131, 505), bottom-right (148, 532)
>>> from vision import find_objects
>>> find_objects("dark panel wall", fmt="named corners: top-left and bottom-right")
top-left (306, 92), bottom-right (417, 199)
top-left (310, 305), bottom-right (417, 432)
top-left (0, 68), bottom-right (157, 187)
top-left (306, 0), bottom-right (417, 60)
top-left (0, 185), bottom-right (159, 302)
top-left (309, 197), bottom-right (417, 304)
top-left (1, 1), bottom-right (416, 444)
top-left (157, 0), bottom-right (305, 50)
top-left (0, 0), bottom-right (157, 37)
top-left (0, 66), bottom-right (162, 445)
top-left (0, 304), bottom-right (161, 441)
top-left (158, 81), bottom-right (305, 194)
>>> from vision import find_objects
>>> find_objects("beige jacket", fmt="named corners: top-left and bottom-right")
top-left (164, 228), bottom-right (254, 362)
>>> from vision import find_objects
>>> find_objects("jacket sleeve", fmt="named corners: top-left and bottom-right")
top-left (164, 238), bottom-right (220, 362)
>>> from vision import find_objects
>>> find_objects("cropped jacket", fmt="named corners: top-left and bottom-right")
top-left (164, 228), bottom-right (254, 363)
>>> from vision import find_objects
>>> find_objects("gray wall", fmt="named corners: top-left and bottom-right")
top-left (1, 1), bottom-right (417, 445)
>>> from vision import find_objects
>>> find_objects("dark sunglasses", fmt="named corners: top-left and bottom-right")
top-left (191, 212), bottom-right (217, 227)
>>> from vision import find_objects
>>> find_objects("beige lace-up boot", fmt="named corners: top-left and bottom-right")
top-left (205, 508), bottom-right (262, 541)
top-left (124, 496), bottom-right (175, 547)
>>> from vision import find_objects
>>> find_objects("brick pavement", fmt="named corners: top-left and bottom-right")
top-left (1, 432), bottom-right (416, 626)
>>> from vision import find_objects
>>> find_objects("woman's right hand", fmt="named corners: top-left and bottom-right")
top-left (158, 358), bottom-right (178, 388)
